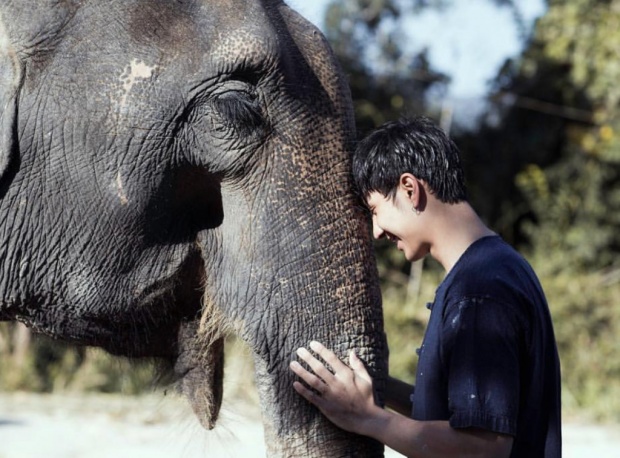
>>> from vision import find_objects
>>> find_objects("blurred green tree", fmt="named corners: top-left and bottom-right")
top-left (450, 0), bottom-right (620, 417)
top-left (323, 0), bottom-right (449, 136)
top-left (474, 0), bottom-right (620, 271)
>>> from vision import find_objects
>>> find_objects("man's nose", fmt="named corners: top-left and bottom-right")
top-left (372, 221), bottom-right (384, 240)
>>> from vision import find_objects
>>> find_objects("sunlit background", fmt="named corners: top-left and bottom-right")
top-left (2, 1), bottom-right (619, 456)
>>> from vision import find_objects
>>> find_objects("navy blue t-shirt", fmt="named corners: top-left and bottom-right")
top-left (412, 236), bottom-right (561, 457)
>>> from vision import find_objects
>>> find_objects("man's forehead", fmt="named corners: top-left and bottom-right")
top-left (365, 191), bottom-right (387, 209)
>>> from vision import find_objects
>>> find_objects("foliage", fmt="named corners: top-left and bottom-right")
top-left (474, 2), bottom-right (620, 419)
top-left (0, 324), bottom-right (257, 402)
top-left (324, 0), bottom-right (448, 135)
top-left (530, 254), bottom-right (620, 421)
top-left (482, 0), bottom-right (620, 267)
top-left (377, 249), bottom-right (443, 381)
top-left (0, 323), bottom-right (158, 394)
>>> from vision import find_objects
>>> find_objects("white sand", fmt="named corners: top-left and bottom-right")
top-left (0, 393), bottom-right (618, 457)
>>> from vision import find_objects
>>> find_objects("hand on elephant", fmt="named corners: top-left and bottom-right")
top-left (290, 341), bottom-right (385, 437)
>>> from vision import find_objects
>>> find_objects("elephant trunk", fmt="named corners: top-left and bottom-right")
top-left (231, 197), bottom-right (387, 457)
top-left (254, 267), bottom-right (387, 456)
top-left (195, 186), bottom-right (387, 457)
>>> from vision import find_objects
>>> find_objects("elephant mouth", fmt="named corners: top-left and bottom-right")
top-left (146, 250), bottom-right (204, 313)
top-left (95, 250), bottom-right (206, 358)
top-left (133, 278), bottom-right (177, 309)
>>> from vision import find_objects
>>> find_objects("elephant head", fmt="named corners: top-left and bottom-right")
top-left (0, 1), bottom-right (388, 456)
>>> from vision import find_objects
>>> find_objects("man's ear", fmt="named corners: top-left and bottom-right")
top-left (398, 173), bottom-right (422, 206)
top-left (0, 27), bottom-right (22, 184)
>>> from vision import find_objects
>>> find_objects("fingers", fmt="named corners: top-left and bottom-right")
top-left (290, 342), bottom-right (352, 395)
top-left (308, 341), bottom-right (349, 375)
top-left (349, 349), bottom-right (372, 383)
top-left (291, 378), bottom-right (329, 409)
top-left (292, 379), bottom-right (314, 399)
top-left (291, 341), bottom-right (371, 390)
top-left (295, 346), bottom-right (336, 384)
top-left (290, 359), bottom-right (329, 396)
top-left (349, 349), bottom-right (363, 371)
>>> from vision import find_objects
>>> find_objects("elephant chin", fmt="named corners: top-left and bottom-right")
top-left (174, 322), bottom-right (225, 430)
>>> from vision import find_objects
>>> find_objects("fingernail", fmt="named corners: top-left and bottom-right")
top-left (309, 341), bottom-right (321, 350)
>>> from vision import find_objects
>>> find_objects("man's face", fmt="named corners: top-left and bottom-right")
top-left (366, 189), bottom-right (428, 262)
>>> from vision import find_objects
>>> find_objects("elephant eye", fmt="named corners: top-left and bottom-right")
top-left (211, 90), bottom-right (265, 138)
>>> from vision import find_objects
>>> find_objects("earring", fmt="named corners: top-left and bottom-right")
top-left (412, 205), bottom-right (420, 215)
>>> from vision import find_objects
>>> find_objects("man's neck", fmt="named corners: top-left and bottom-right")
top-left (428, 201), bottom-right (495, 273)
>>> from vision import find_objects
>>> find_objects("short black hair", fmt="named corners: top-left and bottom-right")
top-left (352, 116), bottom-right (467, 204)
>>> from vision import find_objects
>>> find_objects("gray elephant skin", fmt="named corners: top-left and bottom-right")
top-left (0, 1), bottom-right (388, 456)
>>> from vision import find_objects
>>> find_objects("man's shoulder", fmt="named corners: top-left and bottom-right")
top-left (465, 235), bottom-right (522, 264)
top-left (448, 236), bottom-right (521, 282)
top-left (439, 236), bottom-right (542, 307)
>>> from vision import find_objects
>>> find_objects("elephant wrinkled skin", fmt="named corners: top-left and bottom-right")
top-left (0, 1), bottom-right (388, 456)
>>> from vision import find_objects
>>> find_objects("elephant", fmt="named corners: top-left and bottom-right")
top-left (0, 0), bottom-right (388, 456)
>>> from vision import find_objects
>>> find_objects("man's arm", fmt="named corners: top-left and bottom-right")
top-left (385, 375), bottom-right (414, 416)
top-left (361, 413), bottom-right (513, 458)
top-left (290, 341), bottom-right (513, 458)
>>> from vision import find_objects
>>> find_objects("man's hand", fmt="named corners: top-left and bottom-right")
top-left (290, 342), bottom-right (514, 457)
top-left (289, 341), bottom-right (384, 436)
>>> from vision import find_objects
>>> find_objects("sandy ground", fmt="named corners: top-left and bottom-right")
top-left (1, 392), bottom-right (619, 457)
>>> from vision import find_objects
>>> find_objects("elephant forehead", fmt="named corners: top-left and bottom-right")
top-left (113, 59), bottom-right (157, 116)
top-left (208, 23), bottom-right (276, 67)
top-left (108, 1), bottom-right (283, 116)
top-left (123, 0), bottom-right (279, 61)
top-left (193, 1), bottom-right (280, 69)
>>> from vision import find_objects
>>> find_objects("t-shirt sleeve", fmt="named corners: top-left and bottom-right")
top-left (441, 296), bottom-right (524, 435)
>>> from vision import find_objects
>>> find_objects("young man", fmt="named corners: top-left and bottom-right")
top-left (290, 117), bottom-right (562, 457)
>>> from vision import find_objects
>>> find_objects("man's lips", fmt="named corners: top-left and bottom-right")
top-left (385, 233), bottom-right (403, 250)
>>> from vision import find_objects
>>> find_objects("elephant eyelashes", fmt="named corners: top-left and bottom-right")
top-left (211, 91), bottom-right (265, 138)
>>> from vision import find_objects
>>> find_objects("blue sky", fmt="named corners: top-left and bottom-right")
top-left (289, 0), bottom-right (545, 99)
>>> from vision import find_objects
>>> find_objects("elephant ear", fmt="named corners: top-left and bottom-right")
top-left (0, 22), bottom-right (22, 184)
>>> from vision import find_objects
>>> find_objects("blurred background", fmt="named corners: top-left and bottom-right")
top-left (1, 0), bottom-right (619, 445)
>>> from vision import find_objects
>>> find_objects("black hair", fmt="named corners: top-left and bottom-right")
top-left (352, 116), bottom-right (467, 204)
